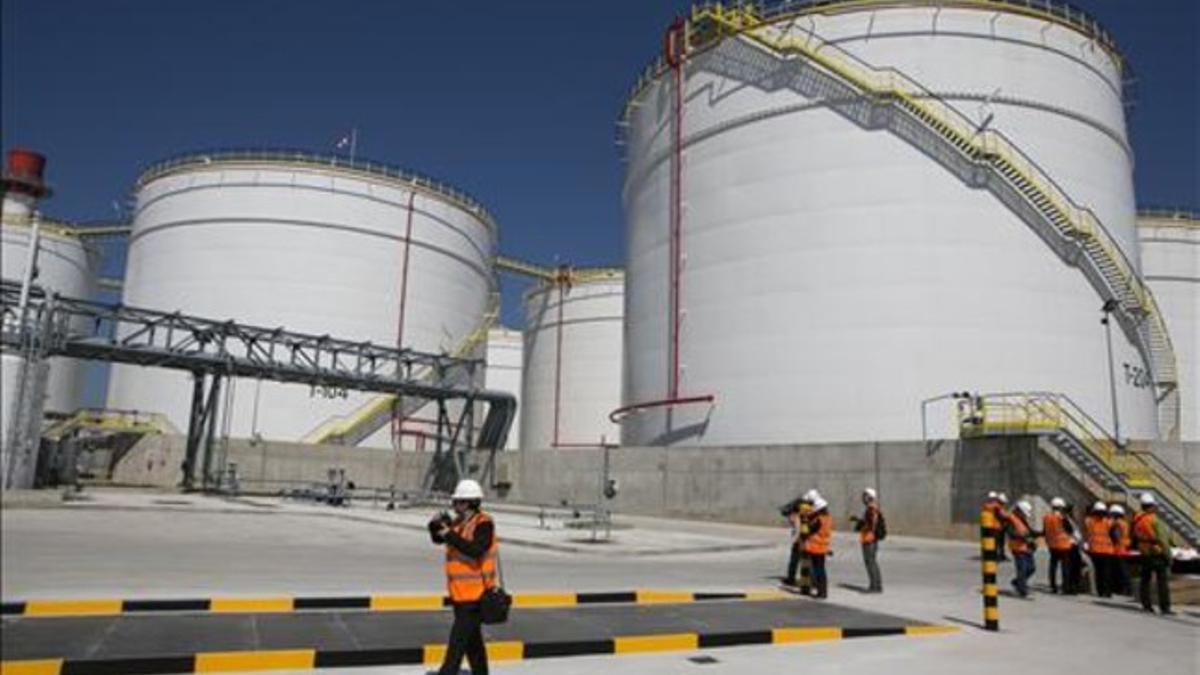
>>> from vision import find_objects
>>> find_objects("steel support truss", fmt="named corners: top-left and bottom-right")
top-left (0, 281), bottom-right (515, 492)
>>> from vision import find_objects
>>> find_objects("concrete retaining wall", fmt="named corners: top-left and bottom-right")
top-left (112, 435), bottom-right (1198, 542)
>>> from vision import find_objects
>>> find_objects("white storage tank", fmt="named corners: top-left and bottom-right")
top-left (1, 217), bottom-right (98, 415)
top-left (484, 327), bottom-right (523, 450)
top-left (106, 150), bottom-right (497, 447)
top-left (620, 2), bottom-right (1162, 446)
top-left (521, 269), bottom-right (623, 449)
top-left (1138, 211), bottom-right (1198, 441)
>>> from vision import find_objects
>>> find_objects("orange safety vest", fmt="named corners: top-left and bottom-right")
top-left (1132, 512), bottom-right (1164, 557)
top-left (444, 512), bottom-right (498, 604)
top-left (1007, 513), bottom-right (1032, 554)
top-left (1042, 512), bottom-right (1072, 552)
top-left (1112, 517), bottom-right (1131, 557)
top-left (805, 512), bottom-right (833, 555)
top-left (1084, 514), bottom-right (1114, 555)
top-left (859, 505), bottom-right (880, 545)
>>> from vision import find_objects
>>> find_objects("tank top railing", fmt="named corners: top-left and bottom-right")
top-left (960, 392), bottom-right (1198, 524)
top-left (682, 3), bottom-right (1178, 441)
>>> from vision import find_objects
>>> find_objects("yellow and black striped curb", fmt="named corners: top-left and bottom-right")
top-left (0, 624), bottom-right (959, 674)
top-left (1, 589), bottom-right (791, 618)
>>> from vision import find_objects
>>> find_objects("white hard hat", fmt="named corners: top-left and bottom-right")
top-left (1092, 500), bottom-right (1107, 513)
top-left (1050, 497), bottom-right (1066, 509)
top-left (863, 487), bottom-right (877, 500)
top-left (1139, 492), bottom-right (1156, 507)
top-left (997, 493), bottom-right (1009, 504)
top-left (1108, 504), bottom-right (1125, 516)
top-left (803, 489), bottom-right (821, 503)
top-left (986, 491), bottom-right (998, 500)
top-left (451, 479), bottom-right (484, 501)
top-left (1016, 500), bottom-right (1033, 516)
top-left (812, 497), bottom-right (829, 512)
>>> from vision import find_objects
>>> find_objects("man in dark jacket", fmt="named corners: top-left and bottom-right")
top-left (430, 479), bottom-right (497, 675)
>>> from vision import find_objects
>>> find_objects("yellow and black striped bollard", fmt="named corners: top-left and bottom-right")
top-left (980, 508), bottom-right (1000, 631)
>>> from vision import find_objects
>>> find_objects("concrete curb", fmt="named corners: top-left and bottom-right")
top-left (1, 588), bottom-right (793, 618)
top-left (0, 624), bottom-right (959, 674)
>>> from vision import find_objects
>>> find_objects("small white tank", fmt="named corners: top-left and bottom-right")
top-left (484, 327), bottom-right (523, 450)
top-left (521, 270), bottom-right (624, 449)
top-left (1138, 211), bottom-right (1198, 441)
top-left (0, 216), bottom-right (99, 414)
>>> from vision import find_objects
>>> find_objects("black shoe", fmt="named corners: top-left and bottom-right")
top-left (782, 578), bottom-right (797, 587)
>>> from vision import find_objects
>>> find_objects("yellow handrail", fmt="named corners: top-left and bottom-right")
top-left (687, 4), bottom-right (1178, 440)
top-left (960, 393), bottom-right (1198, 522)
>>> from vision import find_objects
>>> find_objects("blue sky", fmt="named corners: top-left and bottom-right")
top-left (3, 1), bottom-right (1196, 405)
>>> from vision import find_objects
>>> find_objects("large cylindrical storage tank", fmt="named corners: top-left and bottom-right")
top-left (1, 216), bottom-right (98, 415)
top-left (484, 327), bottom-right (523, 450)
top-left (1138, 211), bottom-right (1198, 441)
top-left (106, 151), bottom-right (497, 447)
top-left (620, 2), bottom-right (1157, 446)
top-left (521, 270), bottom-right (623, 449)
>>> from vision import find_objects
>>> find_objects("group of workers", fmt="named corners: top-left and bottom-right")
top-left (984, 490), bottom-right (1173, 614)
top-left (783, 487), bottom-right (886, 597)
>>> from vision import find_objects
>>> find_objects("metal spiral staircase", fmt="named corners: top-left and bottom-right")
top-left (679, 3), bottom-right (1180, 441)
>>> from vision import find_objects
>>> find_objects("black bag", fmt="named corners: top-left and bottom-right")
top-left (479, 551), bottom-right (511, 625)
top-left (480, 586), bottom-right (511, 624)
top-left (874, 513), bottom-right (888, 541)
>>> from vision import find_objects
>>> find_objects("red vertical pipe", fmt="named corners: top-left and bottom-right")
top-left (392, 190), bottom-right (418, 444)
top-left (665, 18), bottom-right (686, 399)
top-left (396, 190), bottom-right (417, 348)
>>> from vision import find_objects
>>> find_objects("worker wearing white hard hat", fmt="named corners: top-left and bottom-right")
top-left (783, 489), bottom-right (818, 589)
top-left (851, 488), bottom-right (884, 592)
top-left (1003, 499), bottom-right (1038, 598)
top-left (1083, 500), bottom-right (1116, 598)
top-left (803, 497), bottom-right (833, 599)
top-left (1043, 497), bottom-right (1074, 593)
top-left (1108, 504), bottom-right (1134, 595)
top-left (1133, 492), bottom-right (1172, 614)
top-left (429, 479), bottom-right (500, 674)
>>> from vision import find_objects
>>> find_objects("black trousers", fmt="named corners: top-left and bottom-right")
top-left (1088, 553), bottom-right (1114, 597)
top-left (810, 553), bottom-right (828, 597)
top-left (438, 602), bottom-right (488, 675)
top-left (1139, 556), bottom-right (1171, 613)
top-left (1048, 549), bottom-right (1070, 592)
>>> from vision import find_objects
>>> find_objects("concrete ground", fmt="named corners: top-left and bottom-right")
top-left (2, 488), bottom-right (1197, 674)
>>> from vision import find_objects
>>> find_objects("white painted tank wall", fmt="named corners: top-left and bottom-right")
top-left (484, 327), bottom-right (523, 450)
top-left (621, 5), bottom-right (1156, 446)
top-left (1138, 214), bottom-right (1198, 441)
top-left (521, 273), bottom-right (624, 449)
top-left (106, 156), bottom-right (496, 447)
top-left (0, 218), bottom-right (98, 414)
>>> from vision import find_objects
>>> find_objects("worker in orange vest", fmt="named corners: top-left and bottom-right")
top-left (1132, 493), bottom-right (1172, 614)
top-left (783, 489), bottom-right (818, 590)
top-left (995, 493), bottom-right (1011, 561)
top-left (804, 497), bottom-right (834, 599)
top-left (1083, 501), bottom-right (1115, 598)
top-left (1005, 500), bottom-right (1037, 598)
top-left (429, 479), bottom-right (498, 675)
top-left (1042, 497), bottom-right (1075, 594)
top-left (850, 487), bottom-right (884, 593)
top-left (1108, 504), bottom-right (1133, 595)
